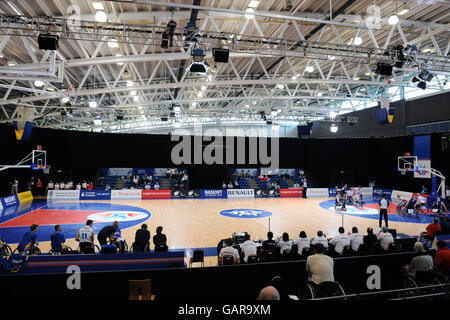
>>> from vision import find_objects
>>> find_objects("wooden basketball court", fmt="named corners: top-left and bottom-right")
top-left (14, 197), bottom-right (426, 266)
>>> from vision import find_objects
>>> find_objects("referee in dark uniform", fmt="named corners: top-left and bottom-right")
top-left (379, 193), bottom-right (389, 228)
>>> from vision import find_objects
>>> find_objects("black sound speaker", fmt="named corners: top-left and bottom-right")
top-left (375, 63), bottom-right (393, 76)
top-left (213, 48), bottom-right (229, 63)
top-left (38, 34), bottom-right (59, 50)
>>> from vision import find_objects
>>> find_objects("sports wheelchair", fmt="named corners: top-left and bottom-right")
top-left (302, 281), bottom-right (346, 300)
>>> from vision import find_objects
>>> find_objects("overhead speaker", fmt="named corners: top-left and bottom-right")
top-left (212, 48), bottom-right (229, 63)
top-left (375, 63), bottom-right (393, 76)
top-left (38, 34), bottom-right (59, 50)
top-left (116, 115), bottom-right (124, 120)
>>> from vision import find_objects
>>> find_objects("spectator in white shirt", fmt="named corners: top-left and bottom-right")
top-left (294, 231), bottom-right (311, 256)
top-left (306, 244), bottom-right (334, 285)
top-left (54, 183), bottom-right (60, 190)
top-left (227, 182), bottom-right (234, 189)
top-left (377, 226), bottom-right (394, 251)
top-left (219, 238), bottom-right (240, 264)
top-left (222, 182), bottom-right (227, 189)
top-left (348, 226), bottom-right (364, 252)
top-left (329, 227), bottom-right (350, 256)
top-left (239, 234), bottom-right (257, 263)
top-left (76, 183), bottom-right (81, 190)
top-left (154, 182), bottom-right (160, 190)
top-left (47, 181), bottom-right (54, 190)
top-left (59, 182), bottom-right (65, 190)
top-left (311, 230), bottom-right (329, 249)
top-left (144, 183), bottom-right (151, 190)
top-left (278, 232), bottom-right (293, 254)
top-left (82, 181), bottom-right (88, 190)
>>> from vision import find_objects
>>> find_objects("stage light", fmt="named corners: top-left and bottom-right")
top-left (89, 100), bottom-right (98, 108)
top-left (201, 85), bottom-right (207, 91)
top-left (276, 84), bottom-right (285, 89)
top-left (330, 124), bottom-right (338, 133)
top-left (248, 1), bottom-right (260, 8)
top-left (244, 8), bottom-right (255, 19)
top-left (95, 10), bottom-right (107, 23)
top-left (186, 48), bottom-right (209, 75)
top-left (93, 2), bottom-right (104, 10)
top-left (130, 90), bottom-right (137, 96)
top-left (174, 121), bottom-right (181, 128)
top-left (305, 66), bottom-right (314, 73)
top-left (93, 118), bottom-right (102, 126)
top-left (61, 96), bottom-right (70, 103)
top-left (418, 69), bottom-right (434, 82)
top-left (34, 80), bottom-right (45, 87)
top-left (398, 9), bottom-right (409, 15)
top-left (115, 53), bottom-right (124, 65)
top-left (133, 96), bottom-right (139, 102)
top-left (329, 111), bottom-right (337, 118)
top-left (353, 36), bottom-right (362, 46)
top-left (7, 60), bottom-right (17, 66)
top-left (173, 106), bottom-right (181, 112)
top-left (197, 91), bottom-right (203, 98)
top-left (388, 15), bottom-right (399, 25)
top-left (107, 38), bottom-right (118, 48)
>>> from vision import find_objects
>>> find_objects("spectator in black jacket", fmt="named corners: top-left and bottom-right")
top-left (364, 227), bottom-right (378, 253)
top-left (261, 231), bottom-right (277, 253)
top-left (153, 226), bottom-right (168, 251)
top-left (134, 224), bottom-right (150, 252)
top-left (439, 216), bottom-right (450, 235)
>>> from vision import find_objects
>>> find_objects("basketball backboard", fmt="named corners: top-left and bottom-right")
top-left (397, 156), bottom-right (418, 172)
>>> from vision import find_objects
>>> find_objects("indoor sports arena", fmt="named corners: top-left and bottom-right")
top-left (0, 0), bottom-right (449, 310)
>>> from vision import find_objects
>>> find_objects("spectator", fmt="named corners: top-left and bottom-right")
top-left (348, 226), bottom-right (364, 252)
top-left (377, 226), bottom-right (394, 251)
top-left (147, 174), bottom-right (153, 183)
top-left (421, 185), bottom-right (428, 194)
top-left (11, 178), bottom-right (18, 195)
top-left (36, 178), bottom-right (43, 195)
top-left (97, 221), bottom-right (119, 246)
top-left (105, 184), bottom-right (111, 190)
top-left (302, 178), bottom-right (308, 198)
top-left (364, 227), bottom-right (378, 253)
top-left (81, 181), bottom-right (88, 190)
top-left (234, 180), bottom-right (239, 188)
top-left (47, 180), bottom-right (54, 191)
top-left (219, 238), bottom-right (240, 264)
top-left (59, 181), bottom-right (65, 190)
top-left (311, 231), bottom-right (329, 249)
top-left (153, 226), bottom-right (167, 248)
top-left (294, 231), bottom-right (311, 256)
top-left (133, 175), bottom-right (139, 186)
top-left (222, 182), bottom-right (226, 189)
top-left (28, 176), bottom-right (35, 192)
top-left (329, 227), bottom-right (350, 256)
top-left (306, 244), bottom-right (334, 285)
top-left (227, 182), bottom-right (233, 189)
top-left (402, 242), bottom-right (433, 278)
top-left (50, 225), bottom-right (66, 254)
top-left (269, 276), bottom-right (299, 300)
top-left (434, 240), bottom-right (450, 276)
top-left (154, 182), bottom-right (160, 190)
top-left (261, 231), bottom-right (277, 253)
top-left (278, 232), bottom-right (293, 254)
top-left (432, 198), bottom-right (447, 215)
top-left (239, 233), bottom-right (257, 263)
top-left (87, 182), bottom-right (94, 190)
top-left (75, 220), bottom-right (95, 252)
top-left (369, 180), bottom-right (375, 188)
top-left (257, 286), bottom-right (280, 300)
top-left (166, 168), bottom-right (171, 179)
top-left (418, 218), bottom-right (441, 244)
top-left (76, 182), bottom-right (81, 190)
top-left (17, 224), bottom-right (39, 253)
top-left (144, 183), bottom-right (151, 190)
top-left (439, 216), bottom-right (450, 234)
top-left (134, 224), bottom-right (150, 252)
top-left (54, 182), bottom-right (60, 190)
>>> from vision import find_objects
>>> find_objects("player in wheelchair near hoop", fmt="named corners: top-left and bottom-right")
top-left (334, 193), bottom-right (346, 211)
top-left (302, 244), bottom-right (345, 299)
top-left (431, 197), bottom-right (448, 217)
top-left (352, 187), bottom-right (364, 208)
top-left (405, 195), bottom-right (420, 218)
top-left (395, 195), bottom-right (408, 215)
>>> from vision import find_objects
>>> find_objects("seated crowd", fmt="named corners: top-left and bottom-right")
top-left (47, 180), bottom-right (94, 191)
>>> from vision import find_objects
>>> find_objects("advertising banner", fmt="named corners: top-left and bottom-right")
top-left (414, 159), bottom-right (432, 179)
top-left (280, 188), bottom-right (303, 197)
top-left (154, 168), bottom-right (169, 176)
top-left (328, 188), bottom-right (337, 197)
top-left (17, 191), bottom-right (33, 204)
top-left (47, 190), bottom-right (80, 201)
top-left (359, 187), bottom-right (374, 198)
top-left (392, 190), bottom-right (413, 201)
top-left (79, 190), bottom-right (111, 200)
top-left (199, 189), bottom-right (227, 199)
top-left (227, 189), bottom-right (255, 199)
top-left (142, 190), bottom-right (172, 199)
top-left (171, 189), bottom-right (200, 199)
top-left (373, 188), bottom-right (393, 200)
top-left (108, 168), bottom-right (133, 176)
top-left (306, 188), bottom-right (329, 197)
top-left (1, 195), bottom-right (19, 208)
top-left (133, 168), bottom-right (154, 176)
top-left (254, 189), bottom-right (280, 198)
top-left (111, 189), bottom-right (142, 200)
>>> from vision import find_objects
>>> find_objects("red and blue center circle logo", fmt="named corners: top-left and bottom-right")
top-left (87, 211), bottom-right (148, 222)
top-left (219, 209), bottom-right (272, 219)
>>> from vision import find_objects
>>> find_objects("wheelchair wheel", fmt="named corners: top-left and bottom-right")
top-left (27, 246), bottom-right (41, 256)
top-left (396, 276), bottom-right (418, 299)
top-left (1, 244), bottom-right (12, 257)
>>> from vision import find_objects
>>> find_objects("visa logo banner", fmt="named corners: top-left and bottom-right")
top-left (200, 189), bottom-right (227, 199)
top-left (79, 190), bottom-right (111, 200)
